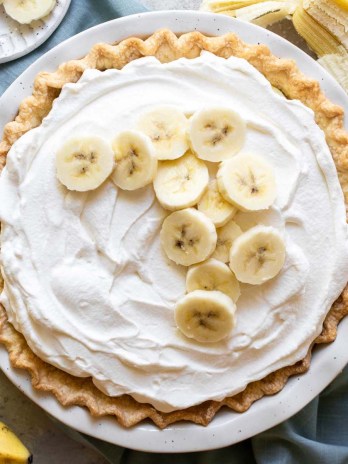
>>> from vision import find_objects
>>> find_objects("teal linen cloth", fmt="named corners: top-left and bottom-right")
top-left (1, 1), bottom-right (348, 463)
top-left (0, 0), bottom-right (147, 93)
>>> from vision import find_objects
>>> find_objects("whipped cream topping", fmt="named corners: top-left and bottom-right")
top-left (1, 52), bottom-right (348, 412)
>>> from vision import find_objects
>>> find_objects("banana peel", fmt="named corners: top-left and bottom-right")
top-left (200, 0), bottom-right (348, 93)
top-left (319, 53), bottom-right (348, 91)
top-left (235, 1), bottom-right (298, 27)
top-left (200, 0), bottom-right (266, 14)
top-left (332, 0), bottom-right (348, 12)
top-left (293, 4), bottom-right (343, 56)
top-left (293, 2), bottom-right (348, 92)
top-left (303, 0), bottom-right (348, 48)
top-left (0, 422), bottom-right (32, 464)
top-left (200, 0), bottom-right (299, 26)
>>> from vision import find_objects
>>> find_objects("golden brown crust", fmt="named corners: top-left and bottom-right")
top-left (0, 290), bottom-right (347, 429)
top-left (0, 29), bottom-right (348, 428)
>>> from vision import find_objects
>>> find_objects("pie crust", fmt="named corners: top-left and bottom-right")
top-left (0, 29), bottom-right (347, 428)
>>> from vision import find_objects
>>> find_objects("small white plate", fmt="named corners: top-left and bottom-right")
top-left (0, 0), bottom-right (71, 63)
top-left (0, 10), bottom-right (348, 454)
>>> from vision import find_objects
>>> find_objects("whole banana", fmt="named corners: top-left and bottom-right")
top-left (0, 421), bottom-right (32, 463)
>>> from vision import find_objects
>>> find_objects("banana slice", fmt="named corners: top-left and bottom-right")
top-left (160, 208), bottom-right (217, 266)
top-left (197, 179), bottom-right (237, 227)
top-left (111, 130), bottom-right (157, 190)
top-left (56, 136), bottom-right (114, 192)
top-left (154, 151), bottom-right (209, 211)
top-left (136, 106), bottom-right (189, 160)
top-left (3, 0), bottom-right (56, 24)
top-left (175, 290), bottom-right (236, 343)
top-left (217, 153), bottom-right (276, 211)
top-left (186, 258), bottom-right (240, 302)
top-left (212, 220), bottom-right (243, 263)
top-left (188, 107), bottom-right (246, 162)
top-left (229, 225), bottom-right (286, 285)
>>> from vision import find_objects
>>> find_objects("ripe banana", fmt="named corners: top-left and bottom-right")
top-left (0, 421), bottom-right (32, 463)
top-left (188, 107), bottom-right (246, 162)
top-left (111, 130), bottom-right (157, 190)
top-left (198, 179), bottom-right (237, 227)
top-left (212, 219), bottom-right (243, 262)
top-left (233, 1), bottom-right (298, 27)
top-left (186, 258), bottom-right (241, 302)
top-left (293, 2), bottom-right (348, 92)
top-left (175, 289), bottom-right (236, 343)
top-left (229, 225), bottom-right (286, 284)
top-left (136, 106), bottom-right (189, 160)
top-left (200, 0), bottom-right (297, 27)
top-left (293, 4), bottom-right (344, 57)
top-left (3, 0), bottom-right (56, 24)
top-left (217, 153), bottom-right (276, 211)
top-left (303, 0), bottom-right (348, 49)
top-left (200, 0), bottom-right (263, 13)
top-left (153, 151), bottom-right (209, 210)
top-left (160, 208), bottom-right (217, 266)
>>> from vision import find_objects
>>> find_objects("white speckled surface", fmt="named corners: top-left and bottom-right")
top-left (0, 0), bottom-right (71, 63)
top-left (0, 1), bottom-right (317, 463)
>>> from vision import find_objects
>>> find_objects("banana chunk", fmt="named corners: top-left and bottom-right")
top-left (198, 179), bottom-right (237, 227)
top-left (229, 225), bottom-right (286, 285)
top-left (0, 420), bottom-right (32, 463)
top-left (212, 220), bottom-right (243, 263)
top-left (56, 136), bottom-right (114, 192)
top-left (154, 151), bottom-right (209, 210)
top-left (137, 106), bottom-right (189, 160)
top-left (189, 107), bottom-right (246, 162)
top-left (160, 208), bottom-right (217, 266)
top-left (175, 290), bottom-right (236, 343)
top-left (4, 0), bottom-right (56, 24)
top-left (217, 153), bottom-right (276, 211)
top-left (186, 258), bottom-right (240, 302)
top-left (111, 130), bottom-right (157, 190)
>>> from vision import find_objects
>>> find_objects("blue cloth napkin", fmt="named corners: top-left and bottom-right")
top-left (1, 1), bottom-right (348, 463)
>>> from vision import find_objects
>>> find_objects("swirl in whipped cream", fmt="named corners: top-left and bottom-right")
top-left (0, 52), bottom-right (348, 412)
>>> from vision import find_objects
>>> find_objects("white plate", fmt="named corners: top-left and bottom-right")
top-left (0, 10), bottom-right (348, 454)
top-left (0, 0), bottom-right (71, 63)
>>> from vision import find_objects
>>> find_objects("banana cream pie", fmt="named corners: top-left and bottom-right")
top-left (0, 30), bottom-right (348, 428)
